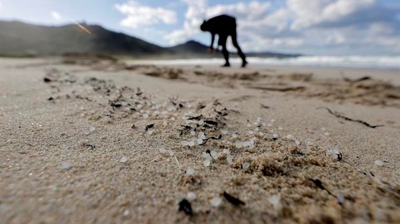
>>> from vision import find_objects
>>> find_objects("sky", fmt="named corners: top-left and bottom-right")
top-left (1, 0), bottom-right (400, 56)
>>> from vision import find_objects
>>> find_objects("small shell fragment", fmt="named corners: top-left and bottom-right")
top-left (61, 162), bottom-right (72, 170)
top-left (210, 197), bottom-right (222, 207)
top-left (187, 192), bottom-right (197, 200)
top-left (120, 156), bottom-right (128, 163)
top-left (227, 155), bottom-right (233, 164)
top-left (186, 167), bottom-right (195, 175)
top-left (286, 135), bottom-right (295, 141)
top-left (374, 160), bottom-right (384, 166)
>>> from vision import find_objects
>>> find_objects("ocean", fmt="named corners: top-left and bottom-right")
top-left (130, 56), bottom-right (400, 70)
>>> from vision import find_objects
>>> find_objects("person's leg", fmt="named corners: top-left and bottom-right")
top-left (219, 35), bottom-right (230, 67)
top-left (231, 31), bottom-right (247, 67)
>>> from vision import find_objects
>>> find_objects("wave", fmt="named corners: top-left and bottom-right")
top-left (130, 56), bottom-right (400, 70)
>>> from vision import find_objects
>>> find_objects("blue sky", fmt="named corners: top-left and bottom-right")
top-left (1, 0), bottom-right (399, 55)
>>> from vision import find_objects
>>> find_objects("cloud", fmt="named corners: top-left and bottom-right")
top-left (206, 1), bottom-right (271, 20)
top-left (115, 1), bottom-right (177, 29)
top-left (51, 11), bottom-right (62, 21)
top-left (165, 0), bottom-right (271, 44)
top-left (325, 32), bottom-right (346, 45)
top-left (239, 0), bottom-right (400, 54)
top-left (143, 0), bottom-right (400, 55)
top-left (165, 0), bottom-right (207, 44)
top-left (287, 0), bottom-right (400, 30)
top-left (164, 30), bottom-right (188, 45)
top-left (276, 0), bottom-right (400, 54)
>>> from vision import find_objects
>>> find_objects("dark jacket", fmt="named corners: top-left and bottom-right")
top-left (202, 15), bottom-right (237, 35)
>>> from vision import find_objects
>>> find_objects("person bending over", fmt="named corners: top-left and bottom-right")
top-left (200, 14), bottom-right (248, 68)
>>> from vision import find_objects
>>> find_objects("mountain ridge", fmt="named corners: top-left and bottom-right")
top-left (0, 20), bottom-right (300, 58)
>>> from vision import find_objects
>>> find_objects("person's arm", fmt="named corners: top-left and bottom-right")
top-left (209, 33), bottom-right (215, 50)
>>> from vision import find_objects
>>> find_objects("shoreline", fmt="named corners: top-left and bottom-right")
top-left (124, 56), bottom-right (400, 71)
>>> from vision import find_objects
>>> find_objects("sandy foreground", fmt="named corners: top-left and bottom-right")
top-left (0, 57), bottom-right (400, 223)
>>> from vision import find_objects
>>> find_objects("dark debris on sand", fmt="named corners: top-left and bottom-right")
top-left (223, 192), bottom-right (245, 206)
top-left (178, 199), bottom-right (193, 216)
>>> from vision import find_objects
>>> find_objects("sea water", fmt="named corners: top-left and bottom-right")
top-left (128, 56), bottom-right (400, 70)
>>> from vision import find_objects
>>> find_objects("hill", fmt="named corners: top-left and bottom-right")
top-left (167, 40), bottom-right (209, 54)
top-left (0, 21), bottom-right (165, 56)
top-left (0, 20), bottom-right (300, 58)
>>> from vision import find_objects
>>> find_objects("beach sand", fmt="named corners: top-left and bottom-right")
top-left (1, 57), bottom-right (400, 223)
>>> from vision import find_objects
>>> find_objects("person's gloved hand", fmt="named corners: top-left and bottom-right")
top-left (207, 48), bottom-right (220, 53)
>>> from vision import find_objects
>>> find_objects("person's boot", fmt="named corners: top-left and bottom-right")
top-left (221, 48), bottom-right (230, 67)
top-left (238, 50), bottom-right (248, 68)
top-left (241, 60), bottom-right (248, 68)
top-left (222, 62), bottom-right (231, 67)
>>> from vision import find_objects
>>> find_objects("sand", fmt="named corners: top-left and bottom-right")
top-left (0, 56), bottom-right (400, 223)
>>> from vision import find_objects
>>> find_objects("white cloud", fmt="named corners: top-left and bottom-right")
top-left (266, 38), bottom-right (304, 47)
top-left (164, 0), bottom-right (382, 52)
top-left (206, 1), bottom-right (270, 20)
top-left (165, 30), bottom-right (188, 44)
top-left (367, 22), bottom-right (400, 50)
top-left (322, 0), bottom-right (374, 20)
top-left (241, 8), bottom-right (292, 36)
top-left (288, 0), bottom-right (375, 30)
top-left (183, 0), bottom-right (207, 20)
top-left (325, 32), bottom-right (346, 45)
top-left (118, 0), bottom-right (399, 55)
top-left (51, 11), bottom-right (62, 21)
top-left (239, 0), bottom-right (399, 54)
top-left (285, 38), bottom-right (304, 47)
top-left (165, 0), bottom-right (207, 44)
top-left (242, 36), bottom-right (304, 52)
top-left (116, 1), bottom-right (177, 29)
top-left (369, 22), bottom-right (396, 35)
top-left (287, 0), bottom-right (329, 30)
top-left (259, 8), bottom-right (291, 32)
top-left (165, 1), bottom-right (271, 44)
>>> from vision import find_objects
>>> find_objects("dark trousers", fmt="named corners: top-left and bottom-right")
top-left (218, 30), bottom-right (246, 65)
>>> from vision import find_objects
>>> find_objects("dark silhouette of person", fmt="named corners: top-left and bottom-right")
top-left (200, 14), bottom-right (247, 68)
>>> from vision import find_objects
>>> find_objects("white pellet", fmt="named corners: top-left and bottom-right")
top-left (187, 192), bottom-right (197, 200)
top-left (210, 197), bottom-right (222, 207)
top-left (374, 160), bottom-right (384, 166)
top-left (61, 162), bottom-right (71, 170)
top-left (186, 167), bottom-right (195, 175)
top-left (286, 134), bottom-right (295, 140)
top-left (211, 151), bottom-right (219, 160)
top-left (227, 155), bottom-right (233, 164)
top-left (120, 156), bottom-right (128, 163)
